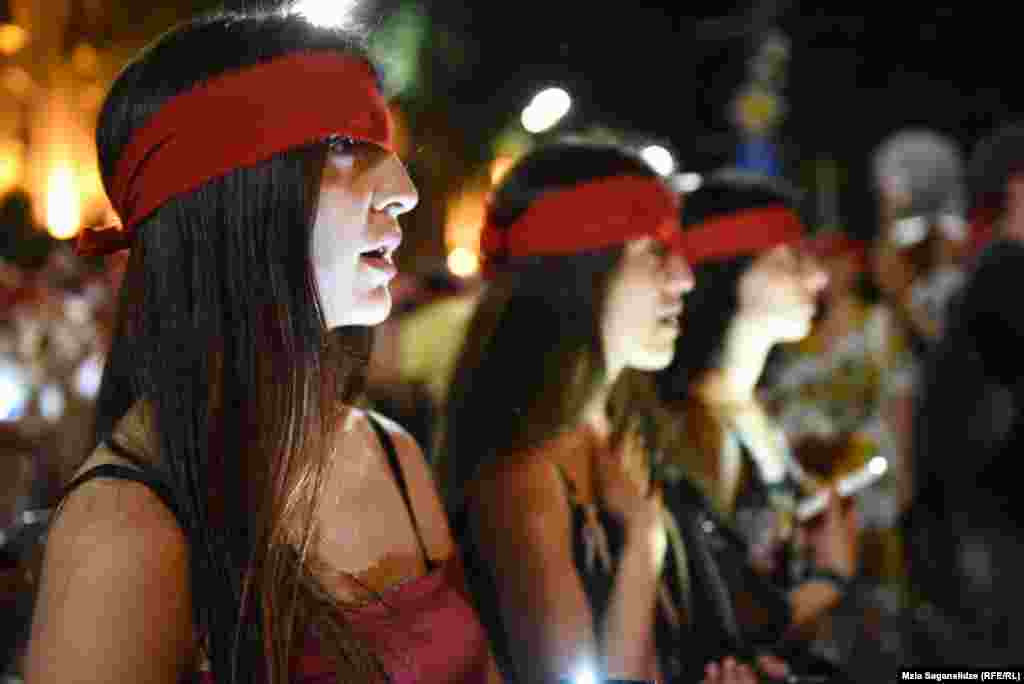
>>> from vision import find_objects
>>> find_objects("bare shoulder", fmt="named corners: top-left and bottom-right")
top-left (363, 409), bottom-right (455, 557)
top-left (364, 409), bottom-right (424, 462)
top-left (466, 446), bottom-right (583, 615)
top-left (362, 409), bottom-right (434, 491)
top-left (52, 446), bottom-right (187, 562)
top-left (470, 446), bottom-right (573, 533)
top-left (25, 455), bottom-right (194, 683)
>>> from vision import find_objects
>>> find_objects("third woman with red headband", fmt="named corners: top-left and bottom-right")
top-left (652, 170), bottom-right (858, 682)
top-left (438, 142), bottom-right (763, 684)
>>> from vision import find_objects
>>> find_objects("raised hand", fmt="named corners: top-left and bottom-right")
top-left (701, 657), bottom-right (759, 684)
top-left (798, 487), bottom-right (858, 579)
top-left (595, 423), bottom-right (666, 561)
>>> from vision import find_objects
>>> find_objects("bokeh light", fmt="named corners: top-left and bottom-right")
top-left (447, 247), bottom-right (480, 278)
top-left (293, 0), bottom-right (361, 27)
top-left (521, 87), bottom-right (572, 134)
top-left (641, 145), bottom-right (675, 176)
top-left (45, 164), bottom-right (81, 240)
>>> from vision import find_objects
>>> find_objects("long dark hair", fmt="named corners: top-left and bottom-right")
top-left (655, 171), bottom-right (802, 402)
top-left (90, 11), bottom-right (380, 684)
top-left (437, 142), bottom-right (658, 523)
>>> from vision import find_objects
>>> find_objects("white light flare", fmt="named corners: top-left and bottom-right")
top-left (673, 172), bottom-right (703, 194)
top-left (891, 215), bottom-right (928, 247)
top-left (521, 87), bottom-right (572, 134)
top-left (641, 145), bottom-right (675, 176)
top-left (869, 456), bottom-right (888, 477)
top-left (73, 353), bottom-right (105, 400)
top-left (447, 247), bottom-right (480, 278)
top-left (571, 665), bottom-right (597, 684)
top-left (0, 357), bottom-right (30, 421)
top-left (293, 0), bottom-right (361, 27)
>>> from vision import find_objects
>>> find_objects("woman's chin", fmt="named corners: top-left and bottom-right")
top-left (324, 289), bottom-right (392, 328)
top-left (778, 319), bottom-right (813, 343)
top-left (628, 344), bottom-right (677, 372)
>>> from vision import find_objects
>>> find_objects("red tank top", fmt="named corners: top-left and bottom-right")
top-left (195, 553), bottom-right (490, 684)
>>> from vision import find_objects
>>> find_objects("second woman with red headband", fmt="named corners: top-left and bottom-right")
top-left (25, 10), bottom-right (498, 684)
top-left (438, 142), bottom-right (761, 684)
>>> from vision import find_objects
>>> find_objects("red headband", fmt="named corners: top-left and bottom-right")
top-left (479, 175), bottom-right (683, 273)
top-left (77, 51), bottom-right (394, 257)
top-left (807, 232), bottom-right (868, 271)
top-left (682, 205), bottom-right (805, 265)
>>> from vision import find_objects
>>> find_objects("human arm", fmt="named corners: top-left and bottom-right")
top-left (788, 489), bottom-right (858, 634)
top-left (468, 443), bottom-right (668, 684)
top-left (703, 657), bottom-right (760, 684)
top-left (468, 458), bottom-right (601, 684)
top-left (23, 477), bottom-right (196, 684)
top-left (593, 428), bottom-right (668, 681)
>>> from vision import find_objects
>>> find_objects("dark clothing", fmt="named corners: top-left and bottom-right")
top-left (906, 240), bottom-right (1024, 665)
top-left (661, 474), bottom-right (793, 679)
top-left (659, 431), bottom-right (854, 683)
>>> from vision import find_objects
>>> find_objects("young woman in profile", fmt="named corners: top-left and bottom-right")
top-left (25, 10), bottom-right (497, 684)
top-left (438, 142), bottom-right (771, 684)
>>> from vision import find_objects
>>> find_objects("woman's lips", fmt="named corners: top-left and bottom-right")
top-left (360, 254), bottom-right (397, 281)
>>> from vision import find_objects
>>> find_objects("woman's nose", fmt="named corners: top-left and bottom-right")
top-left (372, 151), bottom-right (419, 217)
top-left (803, 254), bottom-right (829, 293)
top-left (664, 252), bottom-right (695, 296)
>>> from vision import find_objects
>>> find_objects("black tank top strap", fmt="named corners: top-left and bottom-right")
top-left (104, 438), bottom-right (152, 470)
top-left (60, 439), bottom-right (185, 531)
top-left (365, 412), bottom-right (434, 569)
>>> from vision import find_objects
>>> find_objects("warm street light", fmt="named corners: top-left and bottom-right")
top-left (45, 164), bottom-right (81, 240)
top-left (447, 247), bottom-right (480, 278)
top-left (490, 155), bottom-right (516, 185)
top-left (0, 24), bottom-right (28, 56)
top-left (0, 138), bottom-right (24, 196)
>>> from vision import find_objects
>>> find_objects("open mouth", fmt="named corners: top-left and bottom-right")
top-left (358, 241), bottom-right (398, 282)
top-left (359, 232), bottom-right (401, 267)
top-left (361, 246), bottom-right (389, 260)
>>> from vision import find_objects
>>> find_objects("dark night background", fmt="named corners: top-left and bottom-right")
top-left (418, 2), bottom-right (1022, 240)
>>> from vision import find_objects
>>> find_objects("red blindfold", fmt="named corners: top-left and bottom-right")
top-left (77, 51), bottom-right (394, 257)
top-left (681, 205), bottom-right (805, 265)
top-left (479, 175), bottom-right (683, 276)
top-left (805, 231), bottom-right (868, 272)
